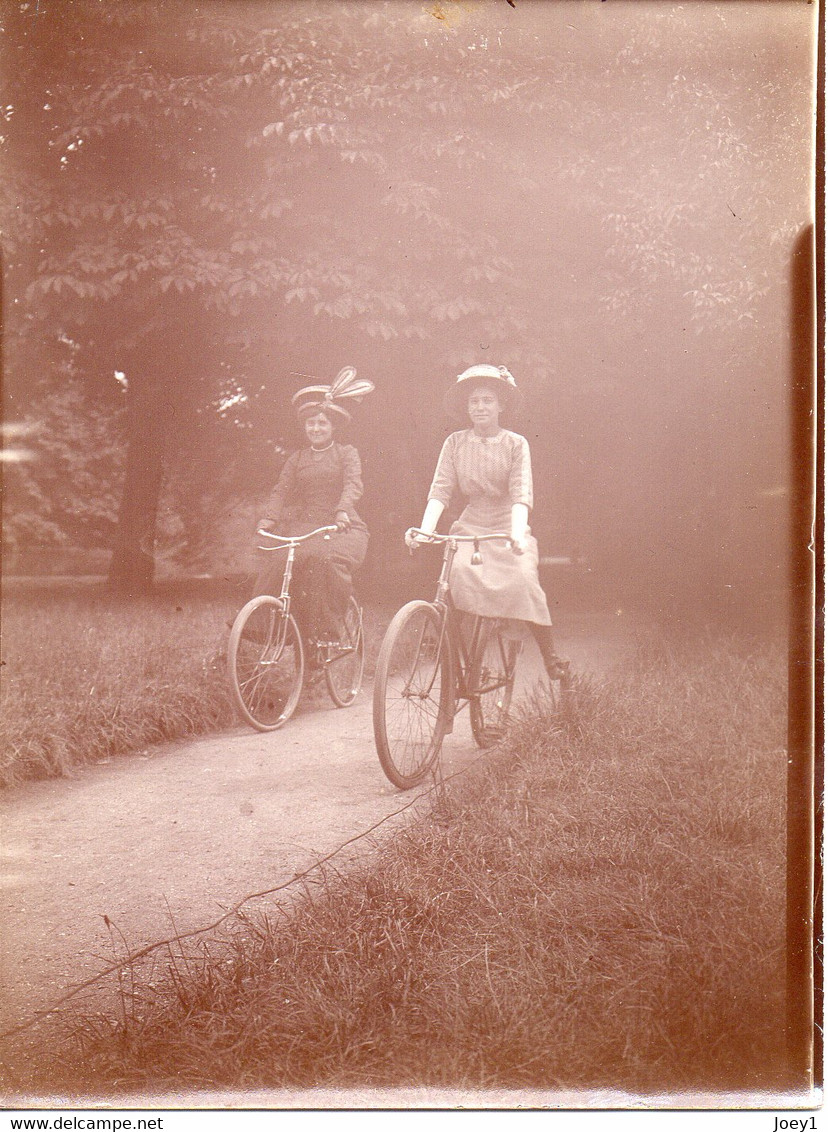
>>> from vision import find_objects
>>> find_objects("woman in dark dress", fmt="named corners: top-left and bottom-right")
top-left (254, 368), bottom-right (373, 644)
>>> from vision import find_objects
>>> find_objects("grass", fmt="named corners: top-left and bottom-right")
top-left (67, 630), bottom-right (789, 1097)
top-left (0, 585), bottom-right (236, 787)
top-left (0, 581), bottom-right (391, 787)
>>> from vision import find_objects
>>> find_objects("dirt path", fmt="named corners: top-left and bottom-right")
top-left (0, 611), bottom-right (632, 1099)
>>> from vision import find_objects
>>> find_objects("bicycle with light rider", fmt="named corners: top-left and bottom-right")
top-left (372, 527), bottom-right (572, 790)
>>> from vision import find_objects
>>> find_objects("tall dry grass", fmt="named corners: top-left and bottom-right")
top-left (71, 631), bottom-right (789, 1096)
top-left (0, 583), bottom-right (395, 787)
top-left (0, 587), bottom-right (236, 786)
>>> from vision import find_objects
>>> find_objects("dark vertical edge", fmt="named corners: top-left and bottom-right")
top-left (787, 216), bottom-right (818, 1091)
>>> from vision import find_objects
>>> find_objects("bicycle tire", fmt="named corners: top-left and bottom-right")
top-left (228, 595), bottom-right (304, 731)
top-left (373, 600), bottom-right (454, 789)
top-left (324, 596), bottom-right (365, 708)
top-left (468, 619), bottom-right (521, 748)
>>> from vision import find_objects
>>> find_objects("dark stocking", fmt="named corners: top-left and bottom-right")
top-left (528, 623), bottom-right (567, 680)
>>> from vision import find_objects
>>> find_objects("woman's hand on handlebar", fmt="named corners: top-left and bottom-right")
top-left (405, 527), bottom-right (431, 550)
top-left (257, 519), bottom-right (276, 535)
top-left (335, 510), bottom-right (351, 533)
top-left (511, 532), bottom-right (528, 556)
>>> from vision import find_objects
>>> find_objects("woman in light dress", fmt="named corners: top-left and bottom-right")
top-left (408, 363), bottom-right (567, 684)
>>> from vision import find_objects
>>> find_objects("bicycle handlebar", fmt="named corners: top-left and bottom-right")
top-left (257, 524), bottom-right (339, 548)
top-left (405, 527), bottom-right (513, 546)
top-left (404, 528), bottom-right (587, 569)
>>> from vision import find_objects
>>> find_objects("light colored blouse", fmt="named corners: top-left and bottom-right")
top-left (426, 428), bottom-right (550, 624)
top-left (428, 429), bottom-right (534, 518)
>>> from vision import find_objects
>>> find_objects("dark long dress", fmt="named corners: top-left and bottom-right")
top-left (253, 443), bottom-right (369, 639)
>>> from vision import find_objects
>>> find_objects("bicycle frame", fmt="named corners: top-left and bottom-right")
top-left (373, 529), bottom-right (530, 784)
top-left (407, 528), bottom-right (514, 713)
top-left (257, 524), bottom-right (336, 613)
top-left (230, 524), bottom-right (364, 730)
top-left (256, 525), bottom-right (355, 664)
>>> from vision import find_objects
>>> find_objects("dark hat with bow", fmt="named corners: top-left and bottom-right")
top-left (291, 366), bottom-right (375, 423)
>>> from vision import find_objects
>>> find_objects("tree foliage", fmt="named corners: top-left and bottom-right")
top-left (3, 381), bottom-right (125, 550)
top-left (2, 0), bottom-right (814, 608)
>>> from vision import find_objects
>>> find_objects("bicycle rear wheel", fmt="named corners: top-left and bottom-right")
top-left (228, 596), bottom-right (304, 731)
top-left (373, 600), bottom-right (454, 789)
top-left (468, 619), bottom-right (521, 748)
top-left (324, 596), bottom-right (365, 707)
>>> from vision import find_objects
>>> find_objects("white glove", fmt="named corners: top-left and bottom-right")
top-left (405, 527), bottom-right (429, 549)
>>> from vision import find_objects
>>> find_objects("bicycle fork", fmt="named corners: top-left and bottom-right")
top-left (258, 545), bottom-right (296, 661)
top-left (429, 542), bottom-right (463, 732)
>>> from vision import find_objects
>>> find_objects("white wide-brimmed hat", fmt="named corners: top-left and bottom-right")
top-left (291, 366), bottom-right (375, 423)
top-left (443, 364), bottom-right (523, 420)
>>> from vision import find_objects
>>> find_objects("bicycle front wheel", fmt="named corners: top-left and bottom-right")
top-left (228, 596), bottom-right (304, 731)
top-left (373, 601), bottom-right (453, 789)
top-left (468, 619), bottom-right (521, 748)
top-left (325, 596), bottom-right (365, 708)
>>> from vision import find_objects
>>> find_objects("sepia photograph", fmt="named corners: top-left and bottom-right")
top-left (0, 0), bottom-right (819, 1116)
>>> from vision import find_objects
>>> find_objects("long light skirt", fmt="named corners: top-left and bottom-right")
top-left (448, 519), bottom-right (552, 626)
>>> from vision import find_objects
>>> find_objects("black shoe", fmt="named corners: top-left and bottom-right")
top-left (546, 657), bottom-right (571, 683)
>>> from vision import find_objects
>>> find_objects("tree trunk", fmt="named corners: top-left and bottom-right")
top-left (108, 375), bottom-right (168, 595)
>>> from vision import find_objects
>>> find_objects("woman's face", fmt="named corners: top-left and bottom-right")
top-left (467, 385), bottom-right (502, 431)
top-left (305, 411), bottom-right (334, 449)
